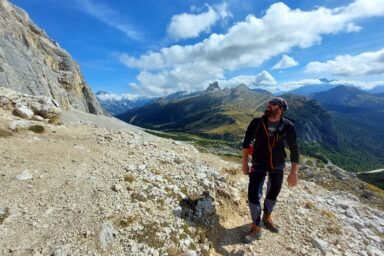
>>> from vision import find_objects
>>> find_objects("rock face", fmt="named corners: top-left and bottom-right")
top-left (0, 0), bottom-right (104, 114)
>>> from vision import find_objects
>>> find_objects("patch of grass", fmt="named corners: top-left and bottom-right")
top-left (124, 174), bottom-right (135, 183)
top-left (28, 125), bottom-right (45, 133)
top-left (167, 247), bottom-right (183, 256)
top-left (135, 221), bottom-right (164, 249)
top-left (364, 183), bottom-right (384, 197)
top-left (320, 209), bottom-right (336, 219)
top-left (320, 209), bottom-right (342, 234)
top-left (0, 128), bottom-right (12, 137)
top-left (375, 230), bottom-right (384, 240)
top-left (304, 200), bottom-right (315, 209)
top-left (48, 116), bottom-right (62, 125)
top-left (131, 192), bottom-right (147, 202)
top-left (117, 216), bottom-right (137, 228)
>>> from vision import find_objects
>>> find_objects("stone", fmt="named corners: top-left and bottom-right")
top-left (311, 237), bottom-right (328, 255)
top-left (8, 120), bottom-right (32, 131)
top-left (99, 222), bottom-right (115, 248)
top-left (14, 103), bottom-right (34, 119)
top-left (112, 184), bottom-right (123, 192)
top-left (52, 245), bottom-right (71, 256)
top-left (0, 207), bottom-right (10, 224)
top-left (16, 170), bottom-right (33, 180)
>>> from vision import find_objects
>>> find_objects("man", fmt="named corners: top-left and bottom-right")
top-left (242, 97), bottom-right (299, 242)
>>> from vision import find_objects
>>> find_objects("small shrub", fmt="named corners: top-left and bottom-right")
top-left (0, 128), bottom-right (12, 137)
top-left (124, 174), bottom-right (135, 183)
top-left (28, 125), bottom-right (45, 133)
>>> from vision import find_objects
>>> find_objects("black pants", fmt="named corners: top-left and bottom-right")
top-left (248, 168), bottom-right (284, 225)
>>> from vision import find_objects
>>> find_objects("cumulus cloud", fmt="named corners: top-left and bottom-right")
top-left (329, 80), bottom-right (384, 90)
top-left (306, 48), bottom-right (384, 76)
top-left (167, 4), bottom-right (231, 40)
top-left (121, 0), bottom-right (384, 96)
top-left (272, 55), bottom-right (299, 70)
top-left (219, 71), bottom-right (277, 89)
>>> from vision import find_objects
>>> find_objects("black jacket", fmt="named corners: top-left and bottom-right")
top-left (242, 115), bottom-right (299, 170)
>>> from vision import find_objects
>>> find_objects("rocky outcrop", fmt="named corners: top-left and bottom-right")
top-left (0, 0), bottom-right (104, 114)
top-left (0, 87), bottom-right (61, 121)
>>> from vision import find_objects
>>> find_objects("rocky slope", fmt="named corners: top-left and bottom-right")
top-left (0, 89), bottom-right (383, 256)
top-left (0, 0), bottom-right (103, 114)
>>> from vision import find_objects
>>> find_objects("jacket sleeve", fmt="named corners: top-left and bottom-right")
top-left (242, 118), bottom-right (258, 149)
top-left (285, 123), bottom-right (299, 163)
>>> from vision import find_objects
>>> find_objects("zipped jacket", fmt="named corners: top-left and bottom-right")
top-left (242, 115), bottom-right (299, 170)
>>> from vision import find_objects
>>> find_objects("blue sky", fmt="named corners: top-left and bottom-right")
top-left (10, 0), bottom-right (384, 96)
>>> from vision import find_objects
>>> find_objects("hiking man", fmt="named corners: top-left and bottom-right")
top-left (242, 97), bottom-right (299, 242)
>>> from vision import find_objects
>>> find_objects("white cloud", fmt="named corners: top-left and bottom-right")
top-left (254, 79), bottom-right (323, 93)
top-left (96, 92), bottom-right (140, 101)
top-left (306, 48), bottom-right (384, 76)
top-left (167, 4), bottom-right (230, 40)
top-left (219, 71), bottom-right (277, 89)
top-left (121, 0), bottom-right (384, 96)
top-left (74, 0), bottom-right (141, 40)
top-left (329, 80), bottom-right (384, 90)
top-left (272, 55), bottom-right (299, 70)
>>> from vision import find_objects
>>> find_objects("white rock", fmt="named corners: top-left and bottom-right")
top-left (15, 103), bottom-right (34, 119)
top-left (311, 237), bottom-right (328, 255)
top-left (33, 115), bottom-right (44, 121)
top-left (16, 170), bottom-right (32, 180)
top-left (185, 250), bottom-right (197, 256)
top-left (112, 184), bottom-right (123, 192)
top-left (99, 222), bottom-right (115, 248)
top-left (9, 120), bottom-right (32, 131)
top-left (52, 245), bottom-right (71, 256)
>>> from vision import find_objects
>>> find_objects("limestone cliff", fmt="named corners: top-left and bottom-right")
top-left (0, 0), bottom-right (104, 114)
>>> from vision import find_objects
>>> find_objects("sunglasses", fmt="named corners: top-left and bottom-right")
top-left (268, 101), bottom-right (279, 106)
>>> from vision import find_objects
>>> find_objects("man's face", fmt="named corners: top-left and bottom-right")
top-left (264, 101), bottom-right (282, 117)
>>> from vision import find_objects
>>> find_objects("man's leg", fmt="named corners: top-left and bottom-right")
top-left (245, 169), bottom-right (266, 242)
top-left (248, 169), bottom-right (266, 225)
top-left (263, 169), bottom-right (284, 232)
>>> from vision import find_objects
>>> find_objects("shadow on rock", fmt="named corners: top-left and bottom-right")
top-left (177, 192), bottom-right (250, 255)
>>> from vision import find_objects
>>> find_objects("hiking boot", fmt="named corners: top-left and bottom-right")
top-left (262, 213), bottom-right (279, 233)
top-left (244, 224), bottom-right (262, 243)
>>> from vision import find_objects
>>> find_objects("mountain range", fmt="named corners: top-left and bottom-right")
top-left (116, 83), bottom-right (384, 182)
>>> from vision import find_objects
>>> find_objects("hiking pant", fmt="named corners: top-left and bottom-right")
top-left (248, 167), bottom-right (284, 225)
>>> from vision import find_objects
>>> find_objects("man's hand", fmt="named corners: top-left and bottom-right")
top-left (242, 161), bottom-right (250, 175)
top-left (242, 148), bottom-right (250, 175)
top-left (287, 162), bottom-right (299, 187)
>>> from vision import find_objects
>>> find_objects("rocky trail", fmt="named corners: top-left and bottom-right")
top-left (0, 88), bottom-right (383, 256)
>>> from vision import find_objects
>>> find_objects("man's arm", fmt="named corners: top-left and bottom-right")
top-left (287, 162), bottom-right (299, 187)
top-left (285, 123), bottom-right (300, 187)
top-left (242, 118), bottom-right (258, 175)
top-left (242, 148), bottom-right (251, 175)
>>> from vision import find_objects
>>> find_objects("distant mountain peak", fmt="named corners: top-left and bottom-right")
top-left (96, 91), bottom-right (109, 95)
top-left (206, 81), bottom-right (221, 92)
top-left (232, 83), bottom-right (250, 92)
top-left (319, 78), bottom-right (332, 83)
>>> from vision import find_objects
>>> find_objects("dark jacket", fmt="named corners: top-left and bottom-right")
top-left (242, 115), bottom-right (299, 170)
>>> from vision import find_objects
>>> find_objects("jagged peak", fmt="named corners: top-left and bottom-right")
top-left (206, 81), bottom-right (221, 92)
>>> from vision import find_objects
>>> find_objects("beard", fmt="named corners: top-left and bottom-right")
top-left (264, 108), bottom-right (280, 118)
